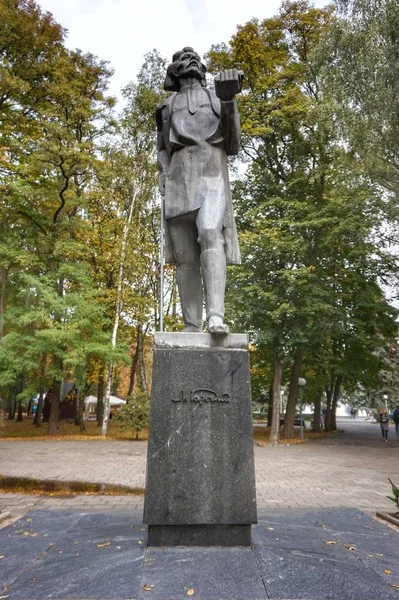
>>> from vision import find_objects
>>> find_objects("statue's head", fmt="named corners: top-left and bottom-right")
top-left (164, 47), bottom-right (207, 92)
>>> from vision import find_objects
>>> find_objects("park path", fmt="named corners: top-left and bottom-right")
top-left (0, 418), bottom-right (398, 520)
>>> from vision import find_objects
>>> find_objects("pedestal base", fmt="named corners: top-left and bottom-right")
top-left (144, 333), bottom-right (257, 546)
top-left (147, 524), bottom-right (252, 547)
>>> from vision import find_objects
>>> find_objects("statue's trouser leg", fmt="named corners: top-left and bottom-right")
top-left (176, 265), bottom-right (203, 331)
top-left (196, 199), bottom-right (227, 332)
top-left (200, 247), bottom-right (226, 323)
top-left (167, 215), bottom-right (203, 332)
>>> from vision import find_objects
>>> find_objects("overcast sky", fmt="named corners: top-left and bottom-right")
top-left (38, 0), bottom-right (330, 97)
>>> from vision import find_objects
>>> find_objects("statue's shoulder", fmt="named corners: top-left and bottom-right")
top-left (156, 94), bottom-right (175, 129)
top-left (203, 87), bottom-right (221, 117)
top-left (158, 94), bottom-right (174, 109)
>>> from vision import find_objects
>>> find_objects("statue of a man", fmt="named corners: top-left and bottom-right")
top-left (157, 47), bottom-right (242, 334)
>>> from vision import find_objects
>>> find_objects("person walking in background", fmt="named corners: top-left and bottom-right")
top-left (392, 406), bottom-right (399, 440)
top-left (379, 408), bottom-right (390, 442)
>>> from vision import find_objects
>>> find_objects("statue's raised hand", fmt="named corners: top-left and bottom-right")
top-left (214, 69), bottom-right (244, 101)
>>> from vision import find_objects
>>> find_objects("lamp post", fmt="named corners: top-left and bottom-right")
top-left (383, 394), bottom-right (389, 415)
top-left (298, 377), bottom-right (307, 440)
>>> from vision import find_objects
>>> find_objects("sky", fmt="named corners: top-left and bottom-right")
top-left (38, 0), bottom-right (330, 97)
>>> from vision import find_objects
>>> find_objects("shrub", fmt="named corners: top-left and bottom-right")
top-left (387, 479), bottom-right (399, 518)
top-left (116, 392), bottom-right (150, 440)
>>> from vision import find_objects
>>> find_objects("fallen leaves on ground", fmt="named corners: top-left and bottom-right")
top-left (96, 542), bottom-right (111, 548)
top-left (385, 570), bottom-right (392, 575)
top-left (187, 589), bottom-right (195, 596)
top-left (143, 584), bottom-right (155, 591)
top-left (344, 544), bottom-right (356, 551)
top-left (389, 584), bottom-right (399, 589)
top-left (326, 541), bottom-right (336, 545)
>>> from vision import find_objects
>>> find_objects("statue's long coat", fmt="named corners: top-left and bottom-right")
top-left (156, 86), bottom-right (241, 265)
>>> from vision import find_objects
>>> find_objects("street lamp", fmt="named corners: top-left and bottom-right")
top-left (298, 377), bottom-right (307, 440)
top-left (383, 394), bottom-right (389, 415)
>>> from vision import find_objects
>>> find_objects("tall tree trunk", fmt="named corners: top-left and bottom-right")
top-left (0, 266), bottom-right (7, 340)
top-left (16, 371), bottom-right (25, 422)
top-left (283, 345), bottom-right (304, 439)
top-left (74, 393), bottom-right (80, 426)
top-left (127, 330), bottom-right (140, 397)
top-left (102, 189), bottom-right (137, 437)
top-left (97, 364), bottom-right (105, 425)
top-left (7, 395), bottom-right (14, 420)
top-left (16, 401), bottom-right (23, 422)
top-left (312, 390), bottom-right (322, 432)
top-left (137, 325), bottom-right (148, 396)
top-left (102, 364), bottom-right (113, 437)
top-left (324, 377), bottom-right (334, 431)
top-left (269, 354), bottom-right (282, 445)
top-left (79, 391), bottom-right (86, 432)
top-left (267, 383), bottom-right (273, 427)
top-left (34, 353), bottom-right (46, 427)
top-left (331, 374), bottom-right (343, 431)
top-left (48, 378), bottom-right (61, 435)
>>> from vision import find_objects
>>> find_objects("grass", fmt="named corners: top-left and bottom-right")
top-left (0, 475), bottom-right (144, 496)
top-left (253, 423), bottom-right (340, 445)
top-left (0, 417), bottom-right (149, 441)
top-left (1, 416), bottom-right (339, 444)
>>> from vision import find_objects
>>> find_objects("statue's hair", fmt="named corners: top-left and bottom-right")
top-left (164, 47), bottom-right (207, 92)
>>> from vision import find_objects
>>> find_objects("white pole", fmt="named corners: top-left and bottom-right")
top-left (299, 387), bottom-right (304, 440)
top-left (298, 378), bottom-right (306, 441)
top-left (159, 193), bottom-right (164, 333)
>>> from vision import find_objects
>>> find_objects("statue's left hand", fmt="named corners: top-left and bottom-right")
top-left (214, 69), bottom-right (244, 101)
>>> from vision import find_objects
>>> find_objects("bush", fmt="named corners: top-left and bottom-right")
top-left (116, 392), bottom-right (150, 440)
top-left (387, 479), bottom-right (399, 518)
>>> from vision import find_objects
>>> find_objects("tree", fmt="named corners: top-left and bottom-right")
top-left (0, 0), bottom-right (119, 433)
top-left (207, 0), bottom-right (399, 439)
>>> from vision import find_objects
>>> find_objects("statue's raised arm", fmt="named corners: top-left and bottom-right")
top-left (214, 68), bottom-right (243, 156)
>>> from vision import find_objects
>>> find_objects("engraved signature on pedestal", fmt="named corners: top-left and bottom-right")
top-left (172, 388), bottom-right (231, 405)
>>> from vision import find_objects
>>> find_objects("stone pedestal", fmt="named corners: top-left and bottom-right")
top-left (143, 333), bottom-right (257, 546)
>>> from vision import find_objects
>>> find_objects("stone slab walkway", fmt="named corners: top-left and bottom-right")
top-left (1, 507), bottom-right (398, 600)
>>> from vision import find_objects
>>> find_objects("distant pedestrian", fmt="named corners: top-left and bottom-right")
top-left (392, 406), bottom-right (399, 440)
top-left (378, 408), bottom-right (390, 442)
top-left (321, 407), bottom-right (327, 428)
top-left (350, 407), bottom-right (356, 420)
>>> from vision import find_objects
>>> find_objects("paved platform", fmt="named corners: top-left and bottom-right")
top-left (1, 507), bottom-right (398, 600)
top-left (0, 419), bottom-right (397, 520)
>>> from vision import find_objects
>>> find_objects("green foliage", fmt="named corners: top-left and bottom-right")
top-left (116, 392), bottom-right (150, 440)
top-left (387, 479), bottom-right (399, 517)
top-left (0, 3), bottom-right (167, 431)
top-left (207, 0), bottom-right (399, 436)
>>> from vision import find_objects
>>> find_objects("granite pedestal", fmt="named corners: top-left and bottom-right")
top-left (143, 333), bottom-right (257, 546)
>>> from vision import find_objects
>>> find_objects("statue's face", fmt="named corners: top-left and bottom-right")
top-left (175, 49), bottom-right (203, 80)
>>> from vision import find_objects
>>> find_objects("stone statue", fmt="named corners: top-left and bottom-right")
top-left (157, 47), bottom-right (243, 334)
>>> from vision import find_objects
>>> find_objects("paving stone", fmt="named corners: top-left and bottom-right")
top-left (253, 546), bottom-right (399, 600)
top-left (137, 547), bottom-right (267, 600)
top-left (7, 538), bottom-right (144, 599)
top-left (0, 510), bottom-right (81, 591)
top-left (252, 522), bottom-right (358, 561)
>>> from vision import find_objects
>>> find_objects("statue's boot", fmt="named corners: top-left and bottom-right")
top-left (176, 264), bottom-right (203, 332)
top-left (201, 248), bottom-right (229, 335)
